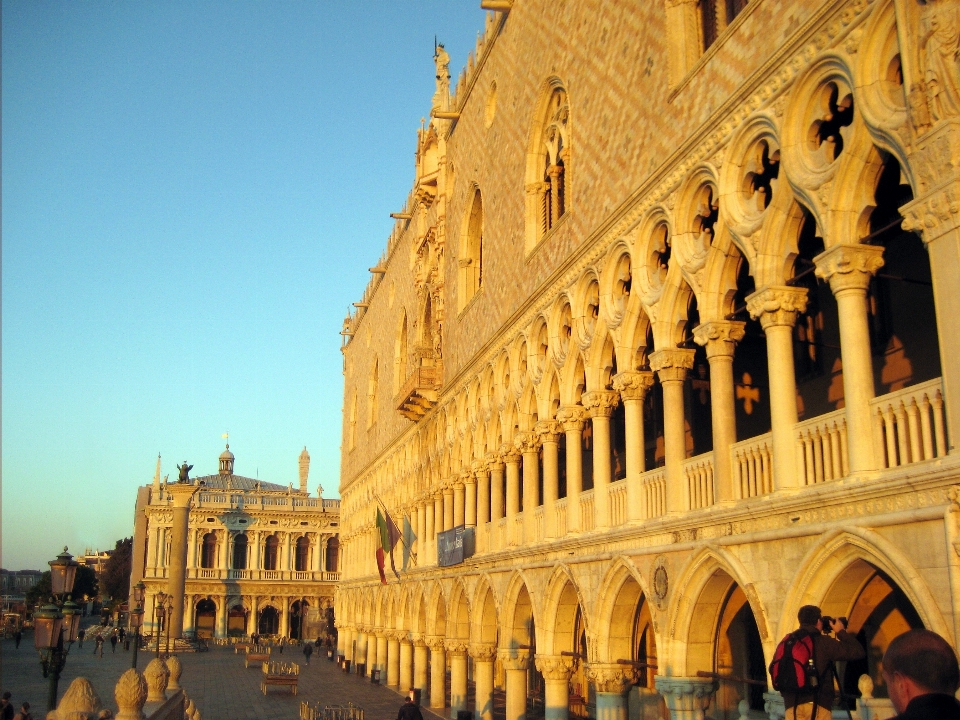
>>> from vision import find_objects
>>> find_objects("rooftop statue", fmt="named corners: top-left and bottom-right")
top-left (177, 461), bottom-right (193, 483)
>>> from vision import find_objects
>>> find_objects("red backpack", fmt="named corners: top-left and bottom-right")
top-left (769, 630), bottom-right (818, 693)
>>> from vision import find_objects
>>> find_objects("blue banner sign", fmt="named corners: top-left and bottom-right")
top-left (437, 525), bottom-right (475, 567)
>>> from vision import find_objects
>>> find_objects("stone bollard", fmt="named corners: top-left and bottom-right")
top-left (166, 655), bottom-right (183, 692)
top-left (114, 668), bottom-right (147, 720)
top-left (45, 677), bottom-right (112, 720)
top-left (143, 658), bottom-right (170, 703)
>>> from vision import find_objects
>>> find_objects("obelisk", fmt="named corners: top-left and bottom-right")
top-left (167, 462), bottom-right (198, 640)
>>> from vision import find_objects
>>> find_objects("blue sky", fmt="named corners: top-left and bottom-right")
top-left (2, 1), bottom-right (486, 570)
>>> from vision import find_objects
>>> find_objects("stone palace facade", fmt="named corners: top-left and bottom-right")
top-left (130, 446), bottom-right (340, 640)
top-left (336, 1), bottom-right (960, 719)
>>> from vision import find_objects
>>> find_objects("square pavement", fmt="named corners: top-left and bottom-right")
top-left (0, 634), bottom-right (450, 720)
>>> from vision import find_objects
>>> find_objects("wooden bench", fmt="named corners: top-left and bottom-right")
top-left (245, 644), bottom-right (272, 668)
top-left (261, 661), bottom-right (299, 695)
top-left (234, 642), bottom-right (251, 654)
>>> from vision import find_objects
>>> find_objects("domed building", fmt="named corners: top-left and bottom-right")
top-left (130, 445), bottom-right (340, 640)
top-left (336, 2), bottom-right (960, 720)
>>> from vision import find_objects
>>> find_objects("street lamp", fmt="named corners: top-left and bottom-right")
top-left (130, 581), bottom-right (145, 670)
top-left (154, 591), bottom-right (167, 658)
top-left (34, 547), bottom-right (80, 712)
top-left (153, 591), bottom-right (173, 658)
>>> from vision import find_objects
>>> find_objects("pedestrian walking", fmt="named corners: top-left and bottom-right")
top-left (119, 627), bottom-right (125, 643)
top-left (1, 692), bottom-right (14, 720)
top-left (303, 641), bottom-right (313, 665)
top-left (397, 690), bottom-right (422, 720)
top-left (13, 630), bottom-right (21, 649)
top-left (278, 635), bottom-right (285, 654)
top-left (12, 702), bottom-right (32, 720)
top-left (110, 630), bottom-right (118, 653)
top-left (77, 628), bottom-right (85, 648)
top-left (95, 635), bottom-right (104, 658)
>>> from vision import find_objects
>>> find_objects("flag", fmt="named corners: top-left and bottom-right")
top-left (375, 509), bottom-right (389, 584)
top-left (402, 515), bottom-right (417, 571)
top-left (383, 507), bottom-right (402, 580)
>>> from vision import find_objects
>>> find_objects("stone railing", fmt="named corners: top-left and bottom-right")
top-left (795, 407), bottom-right (849, 484)
top-left (579, 490), bottom-right (595, 532)
top-left (187, 569), bottom-right (336, 583)
top-left (192, 493), bottom-right (338, 512)
top-left (639, 468), bottom-right (666, 519)
top-left (534, 506), bottom-right (544, 542)
top-left (871, 377), bottom-right (947, 468)
top-left (732, 432), bottom-right (774, 499)
top-left (683, 453), bottom-right (715, 510)
top-left (554, 497), bottom-right (568, 536)
top-left (609, 478), bottom-right (628, 526)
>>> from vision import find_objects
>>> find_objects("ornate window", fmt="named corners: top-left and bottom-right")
top-left (394, 311), bottom-right (408, 395)
top-left (525, 82), bottom-right (570, 251)
top-left (264, 535), bottom-right (279, 570)
top-left (325, 537), bottom-right (340, 572)
top-left (232, 533), bottom-right (247, 570)
top-left (700, 0), bottom-right (749, 51)
top-left (295, 536), bottom-right (310, 572)
top-left (348, 390), bottom-right (358, 451)
top-left (666, 0), bottom-right (750, 85)
top-left (458, 187), bottom-right (484, 312)
top-left (367, 357), bottom-right (379, 428)
top-left (201, 532), bottom-right (217, 569)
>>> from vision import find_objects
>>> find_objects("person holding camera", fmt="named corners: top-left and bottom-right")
top-left (781, 605), bottom-right (864, 720)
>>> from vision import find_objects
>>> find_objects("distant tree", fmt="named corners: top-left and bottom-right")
top-left (25, 566), bottom-right (98, 607)
top-left (100, 537), bottom-right (132, 601)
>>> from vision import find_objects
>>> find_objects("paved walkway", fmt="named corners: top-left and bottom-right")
top-left (0, 633), bottom-right (448, 720)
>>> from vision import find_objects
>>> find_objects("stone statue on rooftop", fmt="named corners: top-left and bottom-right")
top-left (177, 461), bottom-right (193, 483)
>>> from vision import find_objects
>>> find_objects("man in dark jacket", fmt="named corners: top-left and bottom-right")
top-left (782, 605), bottom-right (864, 719)
top-left (882, 629), bottom-right (960, 719)
top-left (397, 690), bottom-right (422, 720)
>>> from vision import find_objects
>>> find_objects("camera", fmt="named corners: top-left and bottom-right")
top-left (821, 615), bottom-right (848, 631)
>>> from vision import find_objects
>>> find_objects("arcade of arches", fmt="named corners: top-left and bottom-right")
top-left (338, 2), bottom-right (960, 720)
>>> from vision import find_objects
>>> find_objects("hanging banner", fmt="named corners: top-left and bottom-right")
top-left (437, 525), bottom-right (475, 567)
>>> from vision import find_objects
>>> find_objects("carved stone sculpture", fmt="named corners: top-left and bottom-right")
top-left (143, 657), bottom-right (170, 703)
top-left (165, 654), bottom-right (183, 691)
top-left (46, 677), bottom-right (112, 720)
top-left (114, 668), bottom-right (147, 720)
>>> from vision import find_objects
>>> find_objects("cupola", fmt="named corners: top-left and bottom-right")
top-left (219, 444), bottom-right (235, 475)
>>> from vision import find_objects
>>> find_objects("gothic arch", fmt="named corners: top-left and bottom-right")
top-left (539, 564), bottom-right (589, 657)
top-left (594, 557), bottom-right (658, 664)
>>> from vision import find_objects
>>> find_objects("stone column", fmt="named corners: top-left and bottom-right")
top-left (515, 431), bottom-right (541, 543)
top-left (146, 526), bottom-right (158, 579)
top-left (650, 349), bottom-right (696, 513)
top-left (693, 321), bottom-right (745, 504)
top-left (471, 644), bottom-right (497, 720)
top-left (453, 481), bottom-right (466, 527)
top-left (443, 486), bottom-right (455, 531)
top-left (464, 475), bottom-right (477, 528)
top-left (414, 636), bottom-right (429, 695)
top-left (435, 493), bottom-right (445, 542)
top-left (425, 500), bottom-right (436, 567)
top-left (612, 371), bottom-right (654, 522)
top-left (165, 482), bottom-right (197, 639)
top-left (474, 461), bottom-right (489, 552)
top-left (428, 636), bottom-right (447, 709)
top-left (251, 531), bottom-right (262, 575)
top-left (747, 286), bottom-right (809, 490)
top-left (489, 455), bottom-right (505, 549)
top-left (448, 641), bottom-right (469, 718)
top-left (397, 634), bottom-right (411, 690)
top-left (185, 528), bottom-right (198, 578)
top-left (557, 406), bottom-right (586, 533)
top-left (588, 664), bottom-right (636, 720)
top-left (377, 631), bottom-right (388, 680)
top-left (503, 446), bottom-right (522, 545)
top-left (583, 390), bottom-right (620, 529)
top-left (501, 650), bottom-right (530, 720)
top-left (280, 600), bottom-right (290, 639)
top-left (216, 596), bottom-right (228, 638)
top-left (247, 595), bottom-right (258, 636)
top-left (535, 421), bottom-right (561, 538)
top-left (902, 160), bottom-right (960, 454)
top-left (366, 630), bottom-right (378, 679)
top-left (654, 676), bottom-right (718, 720)
top-left (815, 244), bottom-right (885, 472)
top-left (536, 655), bottom-right (575, 720)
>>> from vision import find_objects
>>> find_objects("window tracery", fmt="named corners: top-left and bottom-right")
top-left (526, 83), bottom-right (570, 250)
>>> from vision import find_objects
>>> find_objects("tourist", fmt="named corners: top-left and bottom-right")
top-left (110, 630), bottom-right (118, 653)
top-left (397, 690), bottom-right (422, 720)
top-left (303, 640), bottom-right (313, 665)
top-left (13, 630), bottom-right (21, 649)
top-left (12, 702), bottom-right (31, 720)
top-left (882, 629), bottom-right (960, 719)
top-left (95, 634), bottom-right (104, 658)
top-left (1, 692), bottom-right (14, 720)
top-left (77, 628), bottom-right (85, 648)
top-left (780, 605), bottom-right (864, 720)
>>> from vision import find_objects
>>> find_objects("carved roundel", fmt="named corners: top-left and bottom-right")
top-left (652, 555), bottom-right (669, 608)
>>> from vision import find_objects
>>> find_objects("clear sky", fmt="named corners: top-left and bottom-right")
top-left (2, 1), bottom-right (486, 571)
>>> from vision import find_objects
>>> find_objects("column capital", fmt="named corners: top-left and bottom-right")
top-left (814, 243), bottom-right (885, 294)
top-left (582, 390), bottom-right (620, 417)
top-left (902, 182), bottom-right (960, 244)
top-left (586, 663), bottom-right (636, 694)
top-left (534, 654), bottom-right (575, 681)
top-left (654, 676), bottom-right (718, 715)
top-left (469, 643), bottom-right (498, 660)
top-left (612, 371), bottom-right (655, 401)
top-left (425, 635), bottom-right (446, 651)
top-left (500, 444), bottom-right (522, 464)
top-left (746, 285), bottom-right (809, 328)
top-left (444, 640), bottom-right (469, 656)
top-left (485, 452), bottom-right (505, 472)
top-left (514, 430), bottom-right (541, 454)
top-left (556, 405), bottom-right (587, 432)
top-left (460, 470), bottom-right (475, 486)
top-left (472, 459), bottom-right (490, 475)
top-left (499, 649), bottom-right (530, 671)
top-left (534, 420), bottom-right (561, 444)
top-left (649, 348), bottom-right (695, 383)
top-left (166, 482), bottom-right (198, 508)
top-left (692, 320), bottom-right (746, 359)
top-left (410, 633), bottom-right (426, 647)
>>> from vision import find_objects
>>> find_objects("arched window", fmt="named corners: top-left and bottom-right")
top-left (526, 85), bottom-right (570, 250)
top-left (700, 0), bottom-right (750, 52)
top-left (295, 536), bottom-right (310, 572)
top-left (458, 187), bottom-right (484, 312)
top-left (325, 537), bottom-right (340, 572)
top-left (394, 310), bottom-right (408, 395)
top-left (367, 357), bottom-right (379, 428)
top-left (232, 533), bottom-right (247, 570)
top-left (264, 535), bottom-right (279, 571)
top-left (348, 390), bottom-right (358, 451)
top-left (201, 532), bottom-right (217, 569)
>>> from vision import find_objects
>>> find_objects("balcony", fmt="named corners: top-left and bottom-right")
top-left (396, 362), bottom-right (443, 420)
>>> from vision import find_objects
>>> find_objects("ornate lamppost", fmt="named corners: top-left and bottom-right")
top-left (130, 581), bottom-right (145, 669)
top-left (33, 547), bottom-right (81, 712)
top-left (154, 591), bottom-right (168, 658)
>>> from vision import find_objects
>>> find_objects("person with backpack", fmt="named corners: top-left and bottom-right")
top-left (770, 604), bottom-right (864, 719)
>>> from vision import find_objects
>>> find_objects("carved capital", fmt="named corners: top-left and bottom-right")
top-left (500, 444), bottom-right (522, 464)
top-left (473, 459), bottom-right (490, 476)
top-left (115, 668), bottom-right (148, 720)
top-left (587, 663), bottom-right (636, 694)
top-left (582, 390), bottom-right (620, 417)
top-left (649, 349), bottom-right (695, 383)
top-left (692, 321), bottom-right (745, 359)
top-left (445, 640), bottom-right (469, 656)
top-left (556, 405), bottom-right (587, 432)
top-left (535, 654), bottom-right (575, 681)
top-left (534, 420), bottom-right (561, 444)
top-left (485, 452), bottom-right (505, 472)
top-left (746, 285), bottom-right (809, 329)
top-left (813, 244), bottom-right (885, 295)
top-left (144, 658), bottom-right (170, 703)
top-left (654, 677), bottom-right (718, 714)
top-left (499, 649), bottom-right (531, 671)
top-left (469, 643), bottom-right (498, 661)
top-left (514, 430), bottom-right (541, 454)
top-left (410, 633), bottom-right (425, 646)
top-left (612, 371), bottom-right (655, 401)
top-left (426, 635), bottom-right (446, 652)
top-left (901, 182), bottom-right (960, 244)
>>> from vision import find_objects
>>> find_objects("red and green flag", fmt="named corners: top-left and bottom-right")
top-left (375, 507), bottom-right (402, 584)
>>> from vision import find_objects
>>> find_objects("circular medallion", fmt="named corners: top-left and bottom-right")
top-left (652, 556), bottom-right (669, 607)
